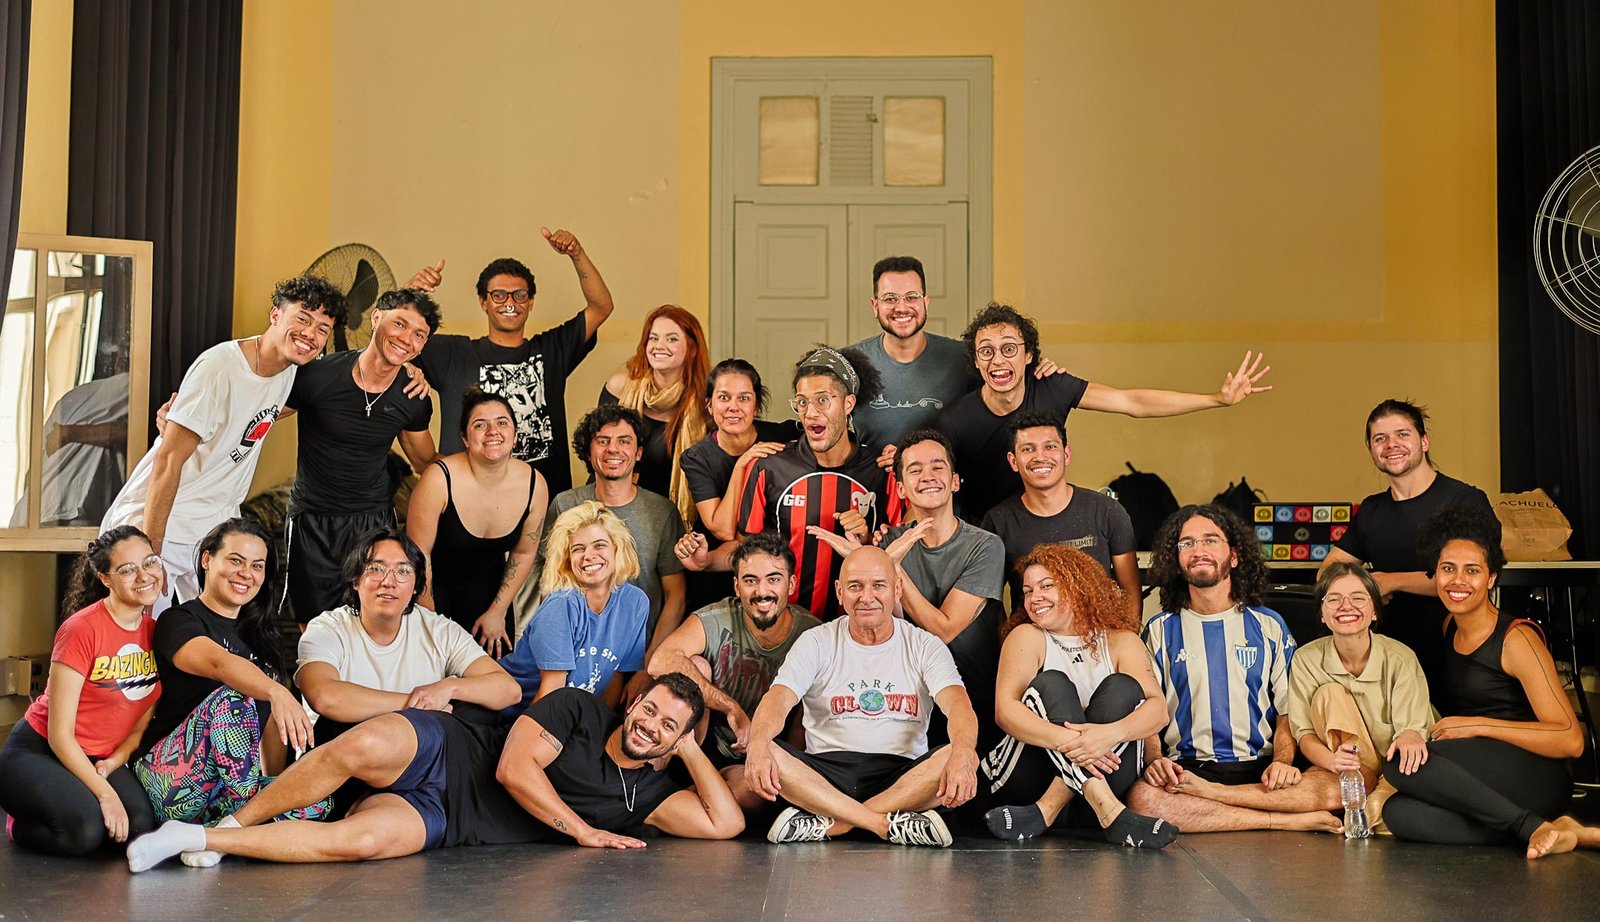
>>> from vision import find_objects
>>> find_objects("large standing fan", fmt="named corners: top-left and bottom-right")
top-left (304, 243), bottom-right (396, 351)
top-left (1535, 145), bottom-right (1600, 335)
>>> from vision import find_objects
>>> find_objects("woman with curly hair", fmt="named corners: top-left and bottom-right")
top-left (1382, 507), bottom-right (1599, 858)
top-left (598, 305), bottom-right (711, 525)
top-left (977, 545), bottom-right (1177, 847)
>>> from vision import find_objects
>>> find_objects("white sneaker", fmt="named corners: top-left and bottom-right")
top-left (886, 810), bottom-right (952, 847)
top-left (767, 806), bottom-right (833, 844)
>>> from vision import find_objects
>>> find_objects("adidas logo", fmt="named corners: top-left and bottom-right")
top-left (1071, 654), bottom-right (1084, 664)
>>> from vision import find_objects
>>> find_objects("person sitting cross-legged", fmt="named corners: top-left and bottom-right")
top-left (730, 546), bottom-right (979, 847)
top-left (979, 546), bottom-right (1178, 848)
top-left (125, 672), bottom-right (742, 870)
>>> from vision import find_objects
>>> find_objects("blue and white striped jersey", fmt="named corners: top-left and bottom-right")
top-left (1141, 605), bottom-right (1297, 764)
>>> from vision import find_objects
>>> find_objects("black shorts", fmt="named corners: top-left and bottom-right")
top-left (1177, 755), bottom-right (1275, 786)
top-left (776, 740), bottom-right (934, 802)
top-left (283, 507), bottom-right (396, 624)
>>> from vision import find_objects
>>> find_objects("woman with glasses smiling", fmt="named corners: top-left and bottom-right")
top-left (1287, 561), bottom-right (1434, 835)
top-left (0, 527), bottom-right (163, 855)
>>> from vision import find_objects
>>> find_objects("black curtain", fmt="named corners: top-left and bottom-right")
top-left (67, 0), bottom-right (243, 409)
top-left (0, 0), bottom-right (28, 326)
top-left (1498, 1), bottom-right (1600, 557)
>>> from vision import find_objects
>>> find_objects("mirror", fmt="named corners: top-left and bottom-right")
top-left (0, 236), bottom-right (151, 548)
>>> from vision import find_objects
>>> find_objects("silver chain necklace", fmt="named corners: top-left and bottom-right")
top-left (354, 359), bottom-right (382, 418)
top-left (614, 760), bottom-right (640, 813)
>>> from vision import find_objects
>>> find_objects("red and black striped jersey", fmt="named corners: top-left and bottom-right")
top-left (738, 439), bottom-right (903, 621)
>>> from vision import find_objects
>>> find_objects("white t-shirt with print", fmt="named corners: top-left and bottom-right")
top-left (101, 340), bottom-right (294, 545)
top-left (296, 604), bottom-right (487, 693)
top-left (773, 617), bottom-right (964, 758)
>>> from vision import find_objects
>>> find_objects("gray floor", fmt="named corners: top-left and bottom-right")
top-left (5, 818), bottom-right (1600, 920)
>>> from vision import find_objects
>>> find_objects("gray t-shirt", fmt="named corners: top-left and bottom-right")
top-left (693, 597), bottom-right (821, 715)
top-left (848, 333), bottom-right (974, 447)
top-left (981, 486), bottom-right (1136, 602)
top-left (537, 485), bottom-right (686, 637)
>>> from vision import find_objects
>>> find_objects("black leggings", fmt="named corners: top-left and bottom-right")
top-left (980, 671), bottom-right (1145, 827)
top-left (1382, 737), bottom-right (1571, 845)
top-left (0, 721), bottom-right (157, 855)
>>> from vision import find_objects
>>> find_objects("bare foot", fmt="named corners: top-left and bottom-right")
top-left (1527, 820), bottom-right (1578, 860)
top-left (1271, 810), bottom-right (1344, 834)
top-left (1553, 815), bottom-right (1600, 849)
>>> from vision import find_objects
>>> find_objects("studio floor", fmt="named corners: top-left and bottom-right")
top-left (6, 803), bottom-right (1600, 921)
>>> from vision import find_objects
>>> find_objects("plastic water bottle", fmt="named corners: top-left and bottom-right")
top-left (1340, 745), bottom-right (1371, 840)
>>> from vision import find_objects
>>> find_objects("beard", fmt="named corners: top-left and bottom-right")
top-left (619, 718), bottom-right (676, 761)
top-left (1184, 560), bottom-right (1232, 591)
top-left (877, 312), bottom-right (927, 339)
top-left (743, 595), bottom-right (784, 630)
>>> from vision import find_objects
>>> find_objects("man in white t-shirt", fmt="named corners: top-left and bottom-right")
top-left (100, 276), bottom-right (346, 611)
top-left (736, 546), bottom-right (979, 847)
top-left (297, 527), bottom-right (520, 745)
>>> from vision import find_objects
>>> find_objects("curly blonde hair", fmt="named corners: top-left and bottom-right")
top-left (539, 501), bottom-right (641, 595)
top-left (1005, 544), bottom-right (1135, 663)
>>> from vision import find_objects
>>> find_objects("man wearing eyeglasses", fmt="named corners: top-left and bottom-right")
top-left (1123, 505), bottom-right (1345, 835)
top-left (847, 256), bottom-right (974, 447)
top-left (935, 304), bottom-right (1273, 525)
top-left (407, 227), bottom-right (615, 496)
top-left (296, 527), bottom-right (519, 748)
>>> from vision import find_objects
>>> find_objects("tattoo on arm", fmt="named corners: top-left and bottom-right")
top-left (577, 270), bottom-right (589, 281)
top-left (540, 729), bottom-right (564, 753)
top-left (500, 559), bottom-right (520, 590)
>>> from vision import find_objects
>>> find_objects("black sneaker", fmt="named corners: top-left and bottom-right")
top-left (767, 806), bottom-right (833, 844)
top-left (886, 810), bottom-right (953, 847)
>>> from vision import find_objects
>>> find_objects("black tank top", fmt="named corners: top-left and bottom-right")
top-left (1436, 610), bottom-right (1538, 722)
top-left (429, 460), bottom-right (536, 635)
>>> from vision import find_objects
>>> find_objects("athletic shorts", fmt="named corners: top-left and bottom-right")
top-left (388, 709), bottom-right (450, 851)
top-left (1177, 755), bottom-right (1275, 786)
top-left (283, 507), bottom-right (396, 624)
top-left (776, 740), bottom-right (934, 802)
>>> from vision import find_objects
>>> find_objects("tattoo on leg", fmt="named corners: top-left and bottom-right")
top-left (553, 818), bottom-right (567, 831)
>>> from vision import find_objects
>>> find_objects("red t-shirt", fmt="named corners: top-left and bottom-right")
top-left (24, 599), bottom-right (160, 758)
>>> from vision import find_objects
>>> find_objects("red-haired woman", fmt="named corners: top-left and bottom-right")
top-left (978, 545), bottom-right (1177, 848)
top-left (598, 305), bottom-right (711, 526)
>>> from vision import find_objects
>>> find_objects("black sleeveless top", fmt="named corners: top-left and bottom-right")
top-left (429, 460), bottom-right (536, 635)
top-left (1436, 611), bottom-right (1538, 722)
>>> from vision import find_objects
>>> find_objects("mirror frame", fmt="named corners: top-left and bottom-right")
top-left (0, 233), bottom-right (153, 550)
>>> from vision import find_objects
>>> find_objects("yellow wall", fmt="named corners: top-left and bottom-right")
top-left (2, 0), bottom-right (74, 715)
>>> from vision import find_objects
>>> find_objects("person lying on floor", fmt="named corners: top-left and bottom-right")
top-left (126, 672), bottom-right (742, 869)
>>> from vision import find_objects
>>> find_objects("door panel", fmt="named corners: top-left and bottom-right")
top-left (733, 203), bottom-right (849, 389)
top-left (847, 203), bottom-right (969, 343)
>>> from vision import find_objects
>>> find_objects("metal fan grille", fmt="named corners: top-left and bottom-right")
top-left (1535, 145), bottom-right (1600, 335)
top-left (304, 243), bottom-right (395, 352)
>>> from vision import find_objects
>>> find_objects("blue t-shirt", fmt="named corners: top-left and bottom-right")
top-left (499, 585), bottom-right (649, 718)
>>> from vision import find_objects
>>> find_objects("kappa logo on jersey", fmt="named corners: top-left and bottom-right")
top-left (1234, 644), bottom-right (1259, 671)
top-left (229, 405), bottom-right (281, 463)
top-left (87, 643), bottom-right (159, 701)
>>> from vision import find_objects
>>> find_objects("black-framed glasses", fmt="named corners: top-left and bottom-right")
top-left (487, 289), bottom-right (531, 305)
top-left (975, 342), bottom-right (1024, 361)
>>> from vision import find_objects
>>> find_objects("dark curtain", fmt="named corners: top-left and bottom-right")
top-left (67, 0), bottom-right (243, 411)
top-left (0, 0), bottom-right (28, 327)
top-left (1498, 1), bottom-right (1600, 556)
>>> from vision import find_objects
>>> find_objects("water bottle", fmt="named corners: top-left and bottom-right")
top-left (1340, 745), bottom-right (1371, 840)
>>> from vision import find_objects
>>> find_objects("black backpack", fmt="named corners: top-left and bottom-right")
top-left (1213, 477), bottom-right (1266, 523)
top-left (1108, 463), bottom-right (1181, 551)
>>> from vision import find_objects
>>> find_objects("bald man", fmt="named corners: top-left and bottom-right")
top-left (732, 547), bottom-right (979, 847)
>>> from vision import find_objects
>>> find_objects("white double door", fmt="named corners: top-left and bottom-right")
top-left (732, 202), bottom-right (969, 387)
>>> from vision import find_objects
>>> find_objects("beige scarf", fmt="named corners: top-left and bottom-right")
top-left (618, 374), bottom-right (708, 526)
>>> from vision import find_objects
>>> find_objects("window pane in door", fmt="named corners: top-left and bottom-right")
top-left (884, 97), bottom-right (945, 186)
top-left (759, 97), bottom-right (820, 186)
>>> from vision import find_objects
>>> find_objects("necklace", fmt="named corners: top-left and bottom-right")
top-left (614, 760), bottom-right (639, 813)
top-left (354, 359), bottom-right (382, 418)
top-left (251, 336), bottom-right (263, 376)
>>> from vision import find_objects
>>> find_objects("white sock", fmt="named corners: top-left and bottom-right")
top-left (127, 820), bottom-right (207, 873)
top-left (180, 814), bottom-right (239, 868)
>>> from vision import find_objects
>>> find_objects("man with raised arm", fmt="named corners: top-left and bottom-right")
top-left (408, 227), bottom-right (615, 496)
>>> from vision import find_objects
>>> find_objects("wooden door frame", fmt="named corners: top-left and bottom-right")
top-left (709, 57), bottom-right (994, 359)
